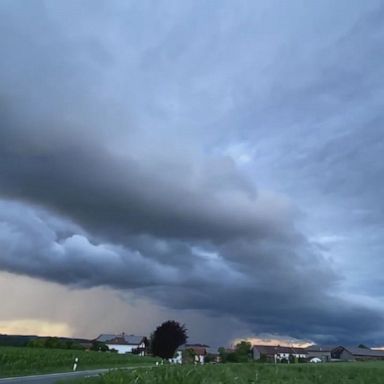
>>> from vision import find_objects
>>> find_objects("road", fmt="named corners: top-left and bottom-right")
top-left (0, 366), bottom-right (153, 384)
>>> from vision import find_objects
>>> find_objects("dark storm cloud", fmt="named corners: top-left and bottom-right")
top-left (1, 0), bottom-right (384, 345)
top-left (0, 115), bottom-right (291, 242)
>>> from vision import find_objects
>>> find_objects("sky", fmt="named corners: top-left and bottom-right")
top-left (0, 0), bottom-right (384, 348)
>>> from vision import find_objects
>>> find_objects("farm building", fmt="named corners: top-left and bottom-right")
top-left (252, 345), bottom-right (307, 362)
top-left (305, 345), bottom-right (336, 362)
top-left (331, 346), bottom-right (384, 361)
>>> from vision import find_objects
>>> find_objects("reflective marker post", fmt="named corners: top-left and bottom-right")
top-left (73, 357), bottom-right (79, 371)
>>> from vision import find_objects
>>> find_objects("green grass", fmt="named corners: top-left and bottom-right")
top-left (64, 361), bottom-right (384, 384)
top-left (0, 346), bottom-right (157, 377)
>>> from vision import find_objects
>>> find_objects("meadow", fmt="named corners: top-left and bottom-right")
top-left (0, 346), bottom-right (157, 377)
top-left (63, 361), bottom-right (384, 384)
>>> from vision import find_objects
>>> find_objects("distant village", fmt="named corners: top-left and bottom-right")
top-left (94, 333), bottom-right (384, 364)
top-left (2, 332), bottom-right (384, 364)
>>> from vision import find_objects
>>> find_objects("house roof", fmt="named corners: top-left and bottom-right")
top-left (96, 334), bottom-right (116, 343)
top-left (124, 335), bottom-right (146, 345)
top-left (253, 345), bottom-right (308, 355)
top-left (185, 343), bottom-right (210, 348)
top-left (338, 346), bottom-right (384, 357)
top-left (306, 345), bottom-right (336, 352)
top-left (95, 334), bottom-right (145, 345)
top-left (179, 343), bottom-right (210, 355)
top-left (186, 347), bottom-right (207, 356)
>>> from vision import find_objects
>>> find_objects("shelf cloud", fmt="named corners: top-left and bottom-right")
top-left (1, 0), bottom-right (384, 346)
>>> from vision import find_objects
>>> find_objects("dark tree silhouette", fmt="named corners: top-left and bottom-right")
top-left (151, 320), bottom-right (188, 359)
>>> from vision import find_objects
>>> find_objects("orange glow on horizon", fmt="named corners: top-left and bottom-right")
top-left (232, 336), bottom-right (313, 348)
top-left (0, 319), bottom-right (72, 337)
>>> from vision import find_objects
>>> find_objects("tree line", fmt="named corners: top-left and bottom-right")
top-left (1, 320), bottom-right (253, 363)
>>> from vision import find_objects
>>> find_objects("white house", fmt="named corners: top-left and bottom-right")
top-left (95, 333), bottom-right (147, 355)
top-left (169, 350), bottom-right (183, 364)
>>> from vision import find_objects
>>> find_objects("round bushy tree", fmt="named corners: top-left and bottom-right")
top-left (151, 320), bottom-right (188, 359)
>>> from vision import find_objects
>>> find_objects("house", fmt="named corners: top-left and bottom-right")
top-left (331, 346), bottom-right (384, 361)
top-left (180, 343), bottom-right (210, 364)
top-left (94, 333), bottom-right (147, 355)
top-left (169, 350), bottom-right (183, 364)
top-left (305, 345), bottom-right (336, 362)
top-left (252, 345), bottom-right (307, 362)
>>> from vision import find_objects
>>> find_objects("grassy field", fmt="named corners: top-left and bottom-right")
top-left (0, 346), bottom-right (157, 377)
top-left (63, 361), bottom-right (384, 384)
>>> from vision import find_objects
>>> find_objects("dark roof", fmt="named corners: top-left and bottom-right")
top-left (96, 334), bottom-right (116, 343)
top-left (95, 334), bottom-right (145, 345)
top-left (124, 335), bottom-right (146, 345)
top-left (185, 347), bottom-right (207, 355)
top-left (291, 347), bottom-right (308, 354)
top-left (253, 345), bottom-right (308, 355)
top-left (179, 343), bottom-right (210, 355)
top-left (185, 343), bottom-right (210, 348)
top-left (340, 346), bottom-right (384, 357)
top-left (306, 345), bottom-right (336, 352)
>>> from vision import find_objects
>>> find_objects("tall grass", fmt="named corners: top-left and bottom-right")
top-left (0, 346), bottom-right (157, 377)
top-left (65, 361), bottom-right (384, 384)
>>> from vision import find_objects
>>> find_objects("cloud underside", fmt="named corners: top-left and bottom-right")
top-left (0, 0), bottom-right (384, 345)
top-left (0, 169), bottom-right (380, 343)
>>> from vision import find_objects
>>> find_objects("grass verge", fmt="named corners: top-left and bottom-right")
top-left (62, 361), bottom-right (384, 384)
top-left (0, 346), bottom-right (157, 378)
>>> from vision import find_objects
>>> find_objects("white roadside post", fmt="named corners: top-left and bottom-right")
top-left (73, 357), bottom-right (79, 371)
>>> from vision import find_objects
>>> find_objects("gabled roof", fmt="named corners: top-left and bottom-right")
top-left (338, 346), bottom-right (384, 357)
top-left (95, 334), bottom-right (146, 345)
top-left (96, 334), bottom-right (117, 343)
top-left (306, 345), bottom-right (336, 352)
top-left (185, 343), bottom-right (210, 348)
top-left (253, 345), bottom-right (308, 355)
top-left (185, 347), bottom-right (207, 356)
top-left (179, 343), bottom-right (210, 355)
top-left (124, 335), bottom-right (146, 345)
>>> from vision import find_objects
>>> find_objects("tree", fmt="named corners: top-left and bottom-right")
top-left (226, 351), bottom-right (241, 362)
top-left (218, 347), bottom-right (226, 362)
top-left (234, 340), bottom-right (251, 362)
top-left (150, 320), bottom-right (188, 359)
top-left (90, 341), bottom-right (109, 352)
top-left (182, 348), bottom-right (196, 364)
top-left (235, 341), bottom-right (251, 357)
top-left (204, 353), bottom-right (216, 363)
top-left (288, 354), bottom-right (296, 364)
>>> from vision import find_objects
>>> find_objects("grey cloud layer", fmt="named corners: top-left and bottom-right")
top-left (1, 0), bottom-right (384, 345)
top-left (2, 198), bottom-right (381, 344)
